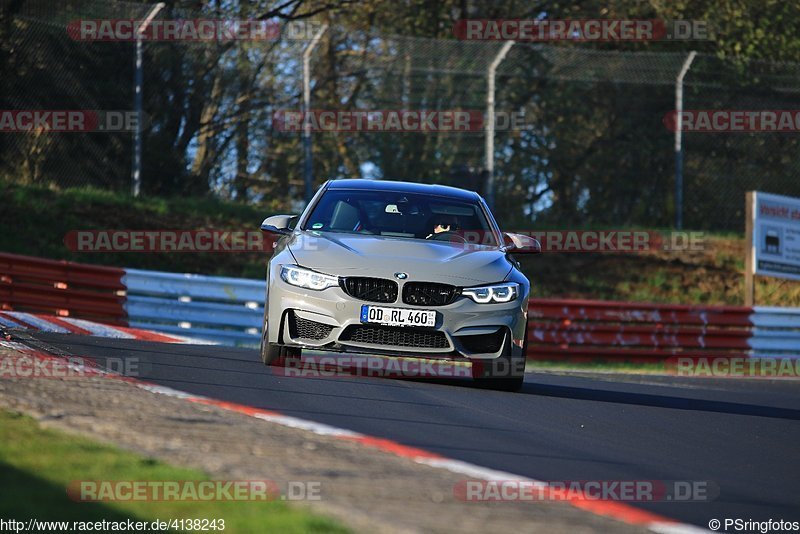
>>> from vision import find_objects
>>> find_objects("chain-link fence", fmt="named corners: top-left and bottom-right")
top-left (2, 1), bottom-right (799, 232)
top-left (681, 55), bottom-right (800, 230)
top-left (0, 0), bottom-right (151, 190)
top-left (293, 30), bottom-right (800, 231)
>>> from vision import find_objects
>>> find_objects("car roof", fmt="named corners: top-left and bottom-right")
top-left (326, 179), bottom-right (481, 202)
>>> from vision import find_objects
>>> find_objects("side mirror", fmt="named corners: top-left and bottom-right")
top-left (260, 214), bottom-right (297, 235)
top-left (503, 232), bottom-right (541, 254)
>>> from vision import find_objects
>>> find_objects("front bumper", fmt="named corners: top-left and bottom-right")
top-left (266, 278), bottom-right (528, 361)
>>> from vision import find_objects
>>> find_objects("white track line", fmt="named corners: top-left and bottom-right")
top-left (57, 317), bottom-right (137, 338)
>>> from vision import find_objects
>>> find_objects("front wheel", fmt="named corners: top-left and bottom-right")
top-left (471, 331), bottom-right (526, 392)
top-left (260, 309), bottom-right (302, 367)
top-left (260, 328), bottom-right (301, 367)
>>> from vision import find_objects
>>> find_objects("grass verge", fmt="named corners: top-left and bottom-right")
top-left (0, 410), bottom-right (348, 533)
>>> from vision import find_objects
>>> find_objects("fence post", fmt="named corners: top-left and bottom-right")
top-left (674, 50), bottom-right (697, 229)
top-left (485, 41), bottom-right (514, 210)
top-left (303, 24), bottom-right (328, 204)
top-left (131, 2), bottom-right (164, 197)
top-left (131, 2), bottom-right (165, 198)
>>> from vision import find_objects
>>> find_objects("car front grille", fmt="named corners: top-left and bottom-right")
top-left (339, 325), bottom-right (449, 349)
top-left (340, 277), bottom-right (398, 303)
top-left (402, 282), bottom-right (459, 306)
top-left (289, 312), bottom-right (334, 341)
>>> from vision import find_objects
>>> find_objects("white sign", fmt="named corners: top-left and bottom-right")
top-left (751, 191), bottom-right (800, 281)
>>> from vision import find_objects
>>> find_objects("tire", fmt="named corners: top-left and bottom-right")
top-left (260, 315), bottom-right (302, 367)
top-left (260, 341), bottom-right (302, 367)
top-left (471, 328), bottom-right (526, 392)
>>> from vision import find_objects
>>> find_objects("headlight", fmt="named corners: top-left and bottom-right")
top-left (462, 282), bottom-right (518, 304)
top-left (280, 265), bottom-right (339, 291)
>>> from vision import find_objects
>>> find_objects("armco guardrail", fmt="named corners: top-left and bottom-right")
top-left (527, 298), bottom-right (800, 360)
top-left (0, 252), bottom-right (127, 324)
top-left (1, 253), bottom-right (798, 356)
top-left (123, 269), bottom-right (265, 346)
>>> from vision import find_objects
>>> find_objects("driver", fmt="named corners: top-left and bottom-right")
top-left (426, 215), bottom-right (459, 239)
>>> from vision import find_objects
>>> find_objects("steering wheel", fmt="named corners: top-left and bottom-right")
top-left (429, 231), bottom-right (467, 243)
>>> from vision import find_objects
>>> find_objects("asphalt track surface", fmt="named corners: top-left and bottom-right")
top-left (25, 333), bottom-right (800, 530)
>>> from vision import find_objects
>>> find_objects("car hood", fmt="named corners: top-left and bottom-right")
top-left (287, 231), bottom-right (511, 285)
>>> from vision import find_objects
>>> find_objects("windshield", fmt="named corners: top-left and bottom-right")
top-left (302, 189), bottom-right (498, 246)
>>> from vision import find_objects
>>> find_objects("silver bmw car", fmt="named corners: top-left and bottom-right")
top-left (259, 179), bottom-right (540, 391)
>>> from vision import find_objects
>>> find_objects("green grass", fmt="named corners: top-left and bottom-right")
top-left (0, 410), bottom-right (348, 533)
top-left (0, 180), bottom-right (272, 278)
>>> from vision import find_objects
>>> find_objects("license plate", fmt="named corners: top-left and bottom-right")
top-left (360, 305), bottom-right (436, 327)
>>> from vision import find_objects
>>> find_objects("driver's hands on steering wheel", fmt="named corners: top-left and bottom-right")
top-left (426, 230), bottom-right (468, 242)
top-left (426, 223), bottom-right (452, 239)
